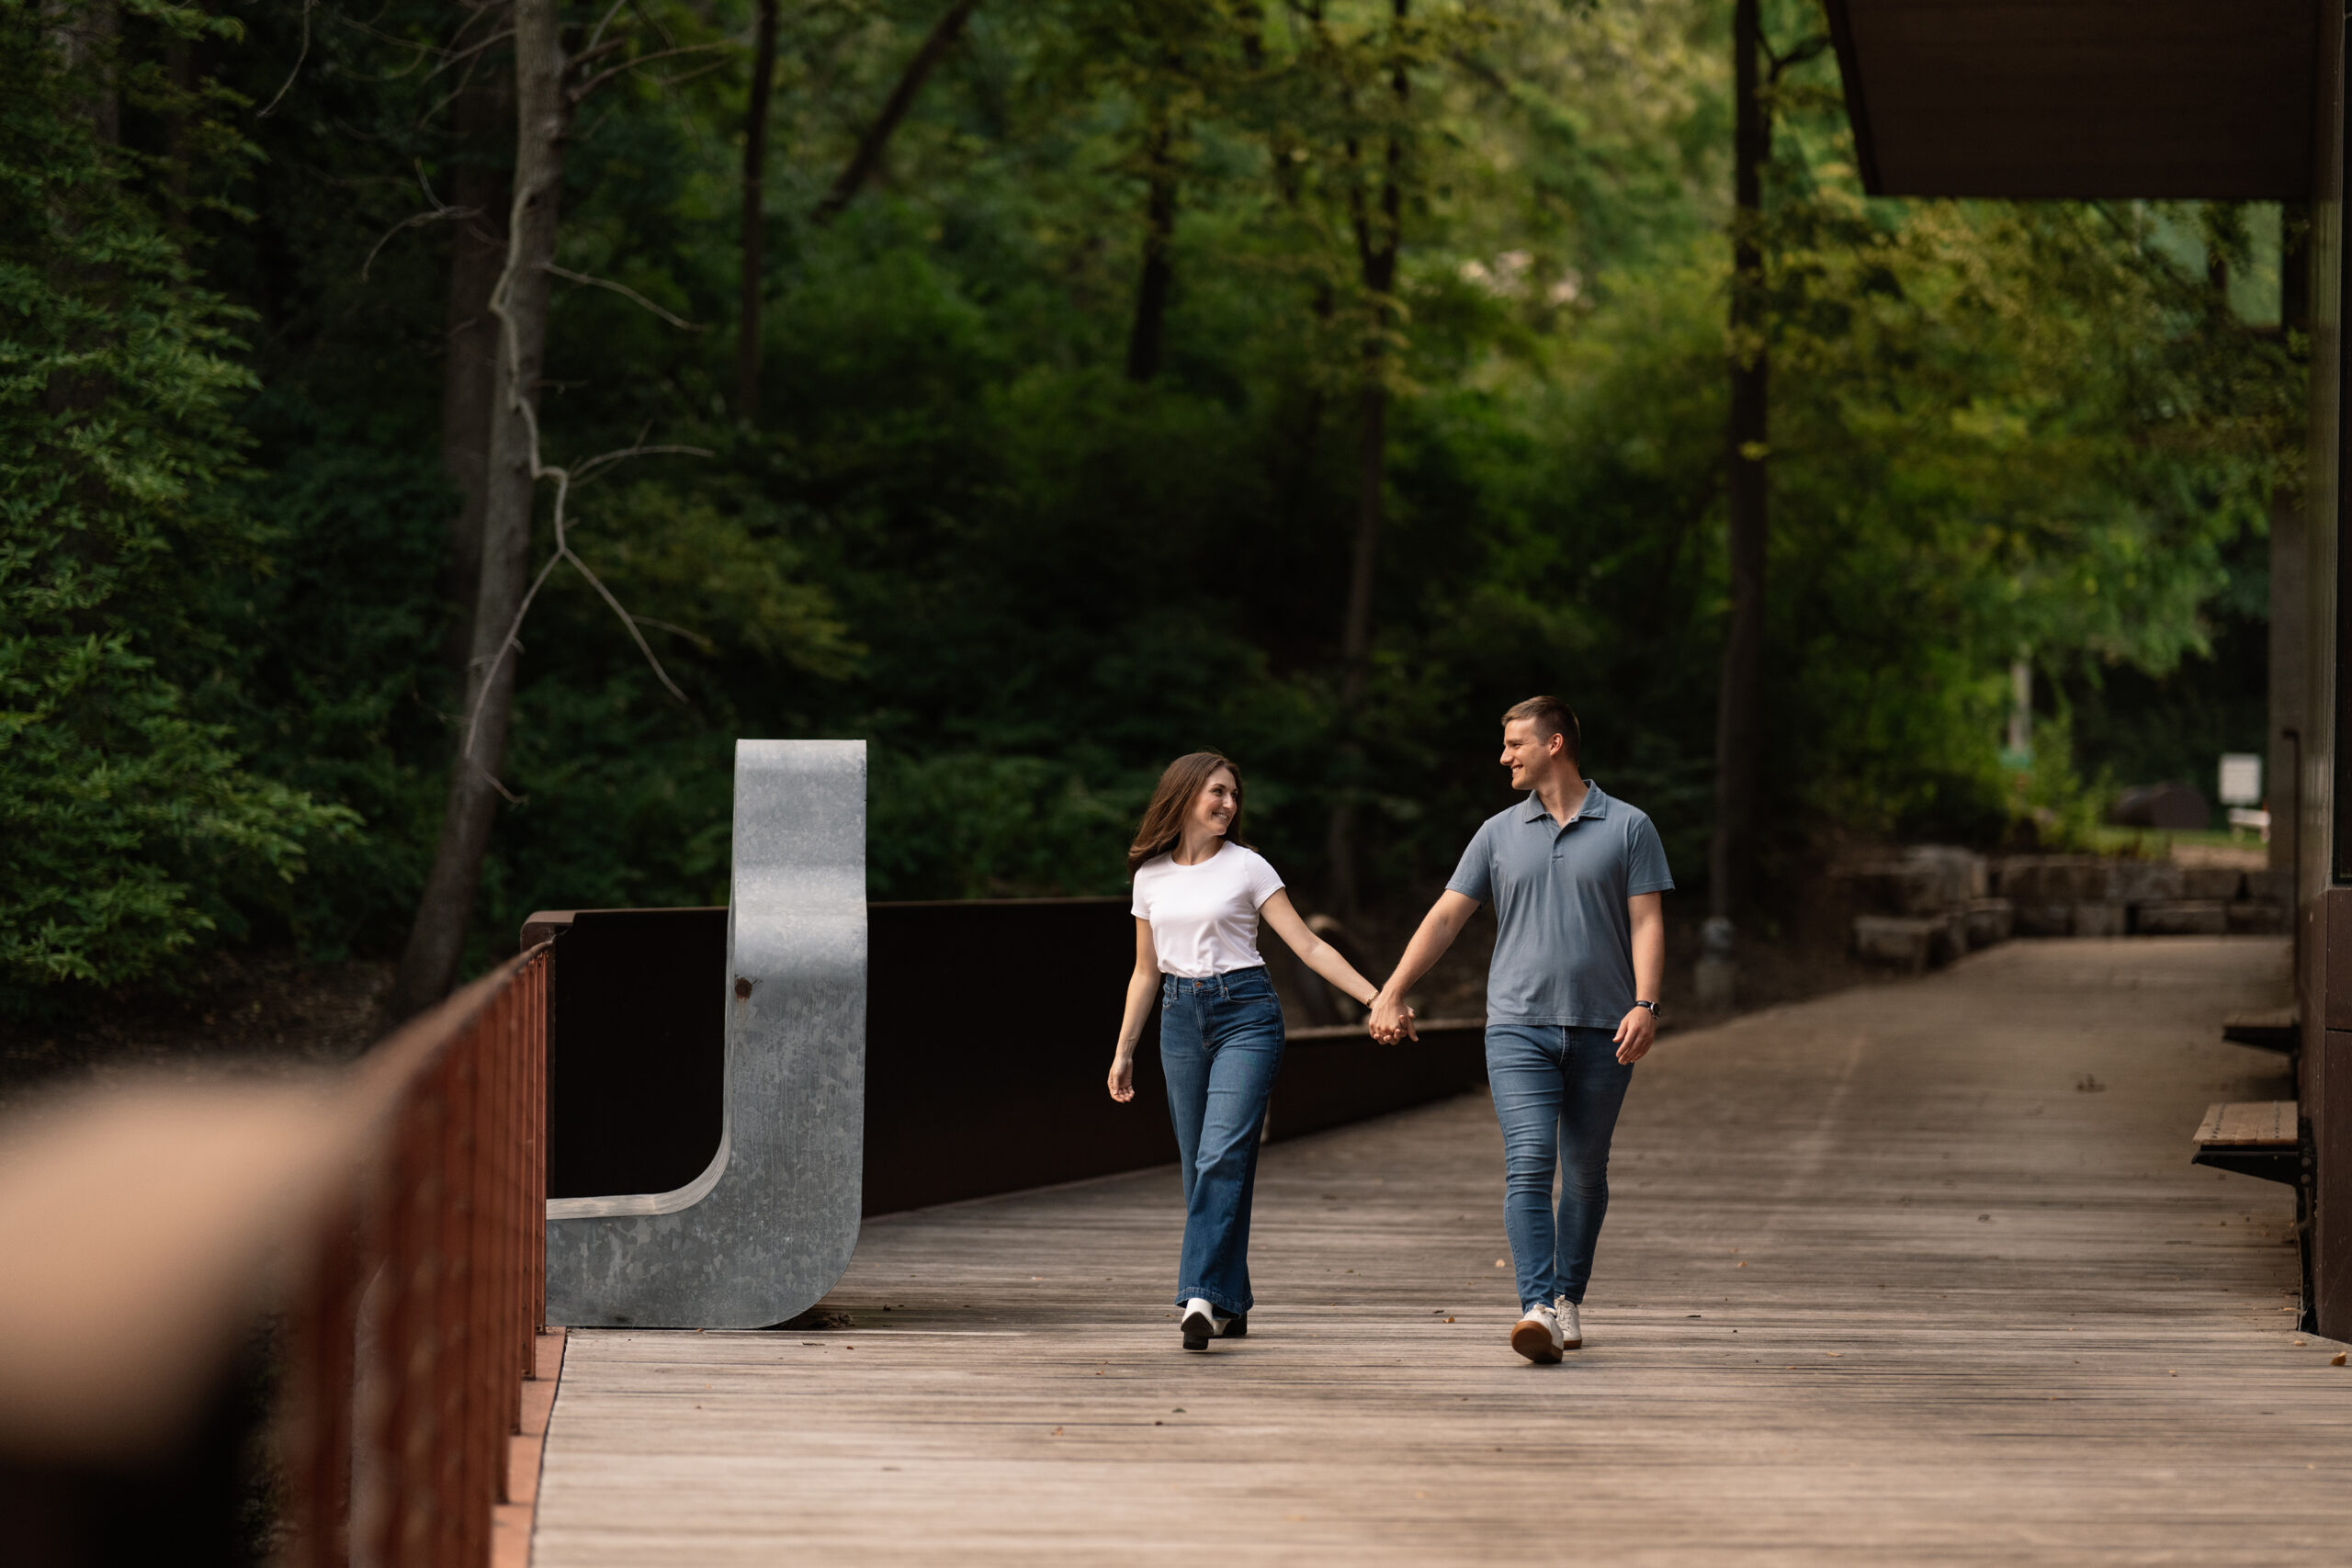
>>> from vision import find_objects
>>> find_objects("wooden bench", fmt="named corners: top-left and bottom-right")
top-left (2221, 1008), bottom-right (2299, 1055)
top-left (2192, 1100), bottom-right (2312, 1330)
top-left (2191, 1100), bottom-right (2301, 1184)
top-left (2193, 1099), bottom-right (2298, 1152)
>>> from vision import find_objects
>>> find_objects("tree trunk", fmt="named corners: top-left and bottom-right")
top-left (164, 29), bottom-right (194, 220)
top-left (1125, 114), bottom-right (1178, 384)
top-left (812, 0), bottom-right (979, 226)
top-left (737, 0), bottom-right (779, 418)
top-left (44, 0), bottom-right (119, 424)
top-left (1709, 0), bottom-right (1768, 924)
top-left (389, 0), bottom-right (570, 1019)
top-left (52, 0), bottom-right (119, 146)
top-left (1324, 4), bottom-right (1407, 916)
top-left (440, 65), bottom-right (511, 676)
top-left (1322, 378), bottom-right (1388, 913)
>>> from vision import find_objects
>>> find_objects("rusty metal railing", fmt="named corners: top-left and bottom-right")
top-left (0, 944), bottom-right (552, 1568)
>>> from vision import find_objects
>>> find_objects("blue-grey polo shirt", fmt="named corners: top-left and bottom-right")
top-left (1444, 781), bottom-right (1674, 1028)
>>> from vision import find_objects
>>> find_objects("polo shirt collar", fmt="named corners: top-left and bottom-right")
top-left (1521, 780), bottom-right (1609, 824)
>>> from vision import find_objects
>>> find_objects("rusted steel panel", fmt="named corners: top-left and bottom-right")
top-left (0, 944), bottom-right (553, 1568)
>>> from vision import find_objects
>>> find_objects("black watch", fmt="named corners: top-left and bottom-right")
top-left (1633, 999), bottom-right (1659, 1015)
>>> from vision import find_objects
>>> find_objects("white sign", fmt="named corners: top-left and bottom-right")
top-left (2218, 752), bottom-right (2263, 807)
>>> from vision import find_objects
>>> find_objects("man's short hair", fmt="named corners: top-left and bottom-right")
top-left (1500, 696), bottom-right (1580, 761)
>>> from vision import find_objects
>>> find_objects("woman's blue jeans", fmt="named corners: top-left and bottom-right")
top-left (1159, 966), bottom-right (1285, 1315)
top-left (1486, 1023), bottom-right (1634, 1312)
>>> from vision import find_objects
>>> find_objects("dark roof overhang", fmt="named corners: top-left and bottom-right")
top-left (1825, 1), bottom-right (2320, 199)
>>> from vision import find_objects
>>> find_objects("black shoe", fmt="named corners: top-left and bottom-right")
top-left (1218, 1311), bottom-right (1246, 1338)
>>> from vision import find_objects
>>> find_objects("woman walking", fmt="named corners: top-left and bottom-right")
top-left (1108, 752), bottom-right (1388, 1350)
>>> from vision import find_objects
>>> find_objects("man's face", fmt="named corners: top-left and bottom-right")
top-left (1499, 718), bottom-right (1564, 790)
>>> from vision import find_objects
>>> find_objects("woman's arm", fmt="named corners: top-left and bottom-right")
top-left (1259, 890), bottom-right (1380, 1010)
top-left (1108, 918), bottom-right (1159, 1103)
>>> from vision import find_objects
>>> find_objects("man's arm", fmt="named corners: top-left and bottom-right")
top-left (1369, 890), bottom-right (1481, 1043)
top-left (1613, 891), bottom-right (1666, 1064)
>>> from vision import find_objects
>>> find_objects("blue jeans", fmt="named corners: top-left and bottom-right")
top-left (1159, 966), bottom-right (1285, 1315)
top-left (1487, 1023), bottom-right (1634, 1311)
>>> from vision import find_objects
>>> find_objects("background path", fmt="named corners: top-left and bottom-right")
top-left (533, 937), bottom-right (2348, 1565)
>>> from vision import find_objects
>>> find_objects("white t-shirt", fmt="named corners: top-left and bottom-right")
top-left (1130, 841), bottom-right (1286, 977)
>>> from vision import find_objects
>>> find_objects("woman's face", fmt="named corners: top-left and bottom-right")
top-left (1191, 768), bottom-right (1239, 839)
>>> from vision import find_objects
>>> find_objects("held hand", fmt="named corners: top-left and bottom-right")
top-left (1612, 1005), bottom-right (1656, 1065)
top-left (1367, 990), bottom-right (1418, 1045)
top-left (1107, 1052), bottom-right (1136, 1103)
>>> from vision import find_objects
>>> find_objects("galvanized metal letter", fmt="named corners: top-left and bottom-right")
top-left (544, 739), bottom-right (865, 1326)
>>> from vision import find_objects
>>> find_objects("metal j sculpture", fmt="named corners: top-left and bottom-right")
top-left (544, 739), bottom-right (866, 1327)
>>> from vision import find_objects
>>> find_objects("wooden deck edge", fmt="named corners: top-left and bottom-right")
top-left (2191, 1100), bottom-right (2299, 1149)
top-left (493, 1329), bottom-right (569, 1568)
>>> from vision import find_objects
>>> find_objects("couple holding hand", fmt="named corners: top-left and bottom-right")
top-left (1107, 696), bottom-right (1673, 1364)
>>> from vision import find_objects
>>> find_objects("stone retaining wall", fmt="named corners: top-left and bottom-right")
top-left (1839, 848), bottom-right (2288, 972)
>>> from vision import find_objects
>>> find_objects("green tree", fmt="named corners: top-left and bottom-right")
top-left (0, 0), bottom-right (2285, 997)
top-left (1, 0), bottom-right (355, 1001)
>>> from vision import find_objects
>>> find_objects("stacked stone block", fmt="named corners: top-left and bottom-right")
top-left (1842, 849), bottom-right (2290, 970)
top-left (1840, 846), bottom-right (2000, 973)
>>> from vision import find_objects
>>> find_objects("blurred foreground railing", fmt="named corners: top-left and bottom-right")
top-left (0, 945), bottom-right (551, 1568)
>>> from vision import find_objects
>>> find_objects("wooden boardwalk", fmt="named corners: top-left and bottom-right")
top-left (532, 937), bottom-right (2352, 1565)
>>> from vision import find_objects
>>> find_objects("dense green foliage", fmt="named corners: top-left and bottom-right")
top-left (2, 0), bottom-right (2294, 996)
top-left (1, 1), bottom-right (356, 995)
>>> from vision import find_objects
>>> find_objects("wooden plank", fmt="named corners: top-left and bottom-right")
top-left (2222, 1008), bottom-right (2299, 1056)
top-left (2198, 1100), bottom-right (2300, 1148)
top-left (536, 937), bottom-right (2342, 1568)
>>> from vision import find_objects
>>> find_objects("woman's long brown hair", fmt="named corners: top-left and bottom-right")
top-left (1127, 752), bottom-right (1250, 874)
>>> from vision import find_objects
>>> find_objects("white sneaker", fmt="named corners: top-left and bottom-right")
top-left (1552, 1296), bottom-right (1583, 1350)
top-left (1181, 1297), bottom-right (1217, 1350)
top-left (1509, 1303), bottom-right (1566, 1364)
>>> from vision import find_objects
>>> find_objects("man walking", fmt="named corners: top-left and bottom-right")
top-left (1370, 697), bottom-right (1671, 1363)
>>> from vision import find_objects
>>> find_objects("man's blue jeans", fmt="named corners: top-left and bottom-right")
top-left (1486, 1023), bottom-right (1634, 1312)
top-left (1159, 966), bottom-right (1285, 1315)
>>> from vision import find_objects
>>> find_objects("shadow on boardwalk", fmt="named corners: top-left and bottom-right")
top-left (535, 937), bottom-right (2346, 1566)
